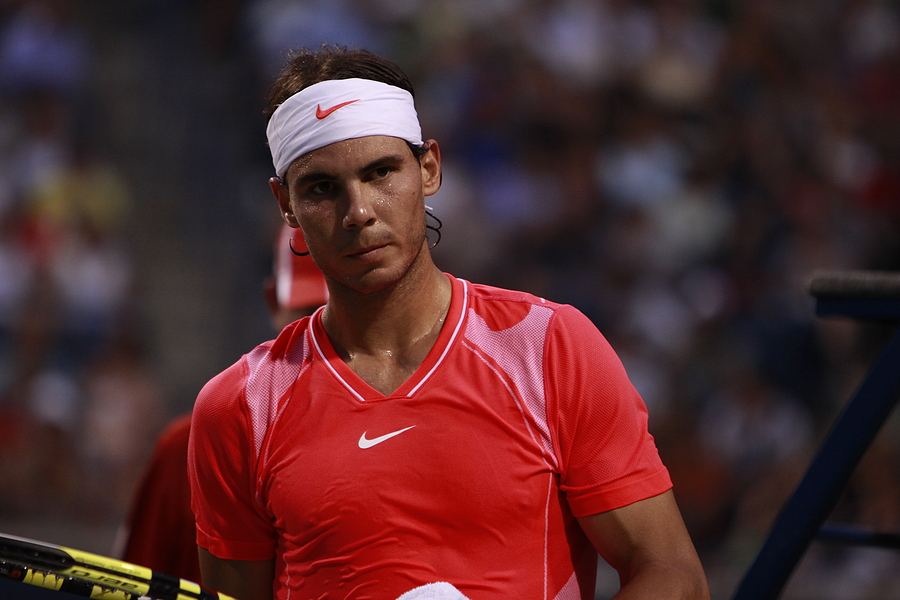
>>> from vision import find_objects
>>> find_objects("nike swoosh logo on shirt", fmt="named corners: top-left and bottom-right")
top-left (315, 99), bottom-right (360, 119)
top-left (358, 426), bottom-right (416, 449)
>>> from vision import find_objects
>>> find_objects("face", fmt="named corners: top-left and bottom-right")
top-left (271, 136), bottom-right (441, 294)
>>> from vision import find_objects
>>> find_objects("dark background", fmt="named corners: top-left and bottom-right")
top-left (1, 1), bottom-right (900, 598)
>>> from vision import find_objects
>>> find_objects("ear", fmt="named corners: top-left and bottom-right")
top-left (420, 140), bottom-right (442, 197)
top-left (270, 176), bottom-right (300, 226)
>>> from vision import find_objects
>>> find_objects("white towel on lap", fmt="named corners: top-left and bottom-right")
top-left (395, 582), bottom-right (471, 600)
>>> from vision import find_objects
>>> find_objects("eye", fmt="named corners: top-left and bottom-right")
top-left (309, 180), bottom-right (334, 195)
top-left (373, 166), bottom-right (392, 179)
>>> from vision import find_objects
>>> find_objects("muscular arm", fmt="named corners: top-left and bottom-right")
top-left (577, 490), bottom-right (710, 600)
top-left (198, 548), bottom-right (275, 600)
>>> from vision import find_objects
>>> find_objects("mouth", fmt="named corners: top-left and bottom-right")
top-left (346, 243), bottom-right (388, 259)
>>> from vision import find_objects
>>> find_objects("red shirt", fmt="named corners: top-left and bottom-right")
top-left (189, 275), bottom-right (671, 600)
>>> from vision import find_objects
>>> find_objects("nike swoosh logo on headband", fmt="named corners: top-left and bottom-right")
top-left (316, 99), bottom-right (360, 119)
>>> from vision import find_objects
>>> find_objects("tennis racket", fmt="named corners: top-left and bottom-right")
top-left (0, 560), bottom-right (135, 599)
top-left (0, 532), bottom-right (236, 600)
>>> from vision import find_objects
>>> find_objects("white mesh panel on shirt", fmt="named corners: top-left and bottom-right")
top-left (244, 333), bottom-right (311, 458)
top-left (464, 303), bottom-right (557, 470)
top-left (552, 571), bottom-right (582, 600)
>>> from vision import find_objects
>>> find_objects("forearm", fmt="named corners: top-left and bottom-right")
top-left (611, 558), bottom-right (710, 600)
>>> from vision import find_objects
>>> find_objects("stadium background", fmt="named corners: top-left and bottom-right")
top-left (1, 1), bottom-right (899, 598)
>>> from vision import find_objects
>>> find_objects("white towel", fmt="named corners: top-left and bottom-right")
top-left (395, 582), bottom-right (471, 600)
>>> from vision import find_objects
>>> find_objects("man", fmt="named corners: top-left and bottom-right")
top-left (117, 224), bottom-right (327, 584)
top-left (188, 46), bottom-right (709, 600)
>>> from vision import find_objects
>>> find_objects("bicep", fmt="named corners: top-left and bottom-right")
top-left (577, 491), bottom-right (709, 599)
top-left (199, 547), bottom-right (274, 600)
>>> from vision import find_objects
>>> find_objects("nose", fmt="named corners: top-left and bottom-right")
top-left (342, 182), bottom-right (377, 229)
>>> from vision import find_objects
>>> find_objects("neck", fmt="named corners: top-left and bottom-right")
top-left (319, 253), bottom-right (451, 396)
top-left (321, 256), bottom-right (451, 360)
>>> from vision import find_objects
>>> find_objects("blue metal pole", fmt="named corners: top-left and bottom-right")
top-left (731, 323), bottom-right (900, 600)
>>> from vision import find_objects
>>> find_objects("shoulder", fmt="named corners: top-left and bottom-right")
top-left (466, 280), bottom-right (563, 309)
top-left (465, 281), bottom-right (563, 326)
top-left (196, 317), bottom-right (313, 408)
top-left (457, 280), bottom-right (610, 382)
top-left (192, 318), bottom-right (314, 453)
top-left (194, 340), bottom-right (272, 412)
top-left (463, 279), bottom-right (594, 337)
top-left (457, 279), bottom-right (624, 387)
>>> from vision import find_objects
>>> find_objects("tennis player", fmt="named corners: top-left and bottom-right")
top-left (188, 46), bottom-right (709, 600)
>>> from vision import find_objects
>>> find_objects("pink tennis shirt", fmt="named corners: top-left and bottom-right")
top-left (188, 275), bottom-right (671, 600)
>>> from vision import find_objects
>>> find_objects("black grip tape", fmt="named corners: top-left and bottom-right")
top-left (0, 534), bottom-right (74, 571)
top-left (148, 571), bottom-right (184, 600)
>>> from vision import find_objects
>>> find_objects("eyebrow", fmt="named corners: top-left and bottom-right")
top-left (363, 154), bottom-right (406, 171)
top-left (290, 153), bottom-right (407, 189)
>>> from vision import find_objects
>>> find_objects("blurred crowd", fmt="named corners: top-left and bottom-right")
top-left (1, 1), bottom-right (900, 599)
top-left (0, 0), bottom-right (163, 522)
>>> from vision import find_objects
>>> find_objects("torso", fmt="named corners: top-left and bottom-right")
top-left (261, 277), bottom-right (586, 599)
top-left (190, 274), bottom-right (672, 600)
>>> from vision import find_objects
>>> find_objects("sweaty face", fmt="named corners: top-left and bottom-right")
top-left (281, 135), bottom-right (440, 294)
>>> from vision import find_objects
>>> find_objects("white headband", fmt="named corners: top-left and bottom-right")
top-left (266, 78), bottom-right (424, 177)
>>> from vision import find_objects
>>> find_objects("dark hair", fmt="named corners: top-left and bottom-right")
top-left (264, 45), bottom-right (416, 122)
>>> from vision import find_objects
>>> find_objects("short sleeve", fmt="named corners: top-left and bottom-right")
top-left (188, 359), bottom-right (277, 560)
top-left (545, 306), bottom-right (672, 516)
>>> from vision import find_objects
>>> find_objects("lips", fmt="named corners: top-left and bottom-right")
top-left (346, 243), bottom-right (388, 258)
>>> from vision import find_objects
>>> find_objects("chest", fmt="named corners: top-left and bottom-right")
top-left (342, 352), bottom-right (419, 397)
top-left (256, 352), bottom-right (554, 543)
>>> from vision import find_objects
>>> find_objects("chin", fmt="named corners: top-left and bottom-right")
top-left (342, 268), bottom-right (404, 295)
top-left (339, 245), bottom-right (427, 294)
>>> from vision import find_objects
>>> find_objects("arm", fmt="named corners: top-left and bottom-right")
top-left (188, 361), bottom-right (279, 600)
top-left (199, 548), bottom-right (275, 600)
top-left (577, 490), bottom-right (710, 600)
